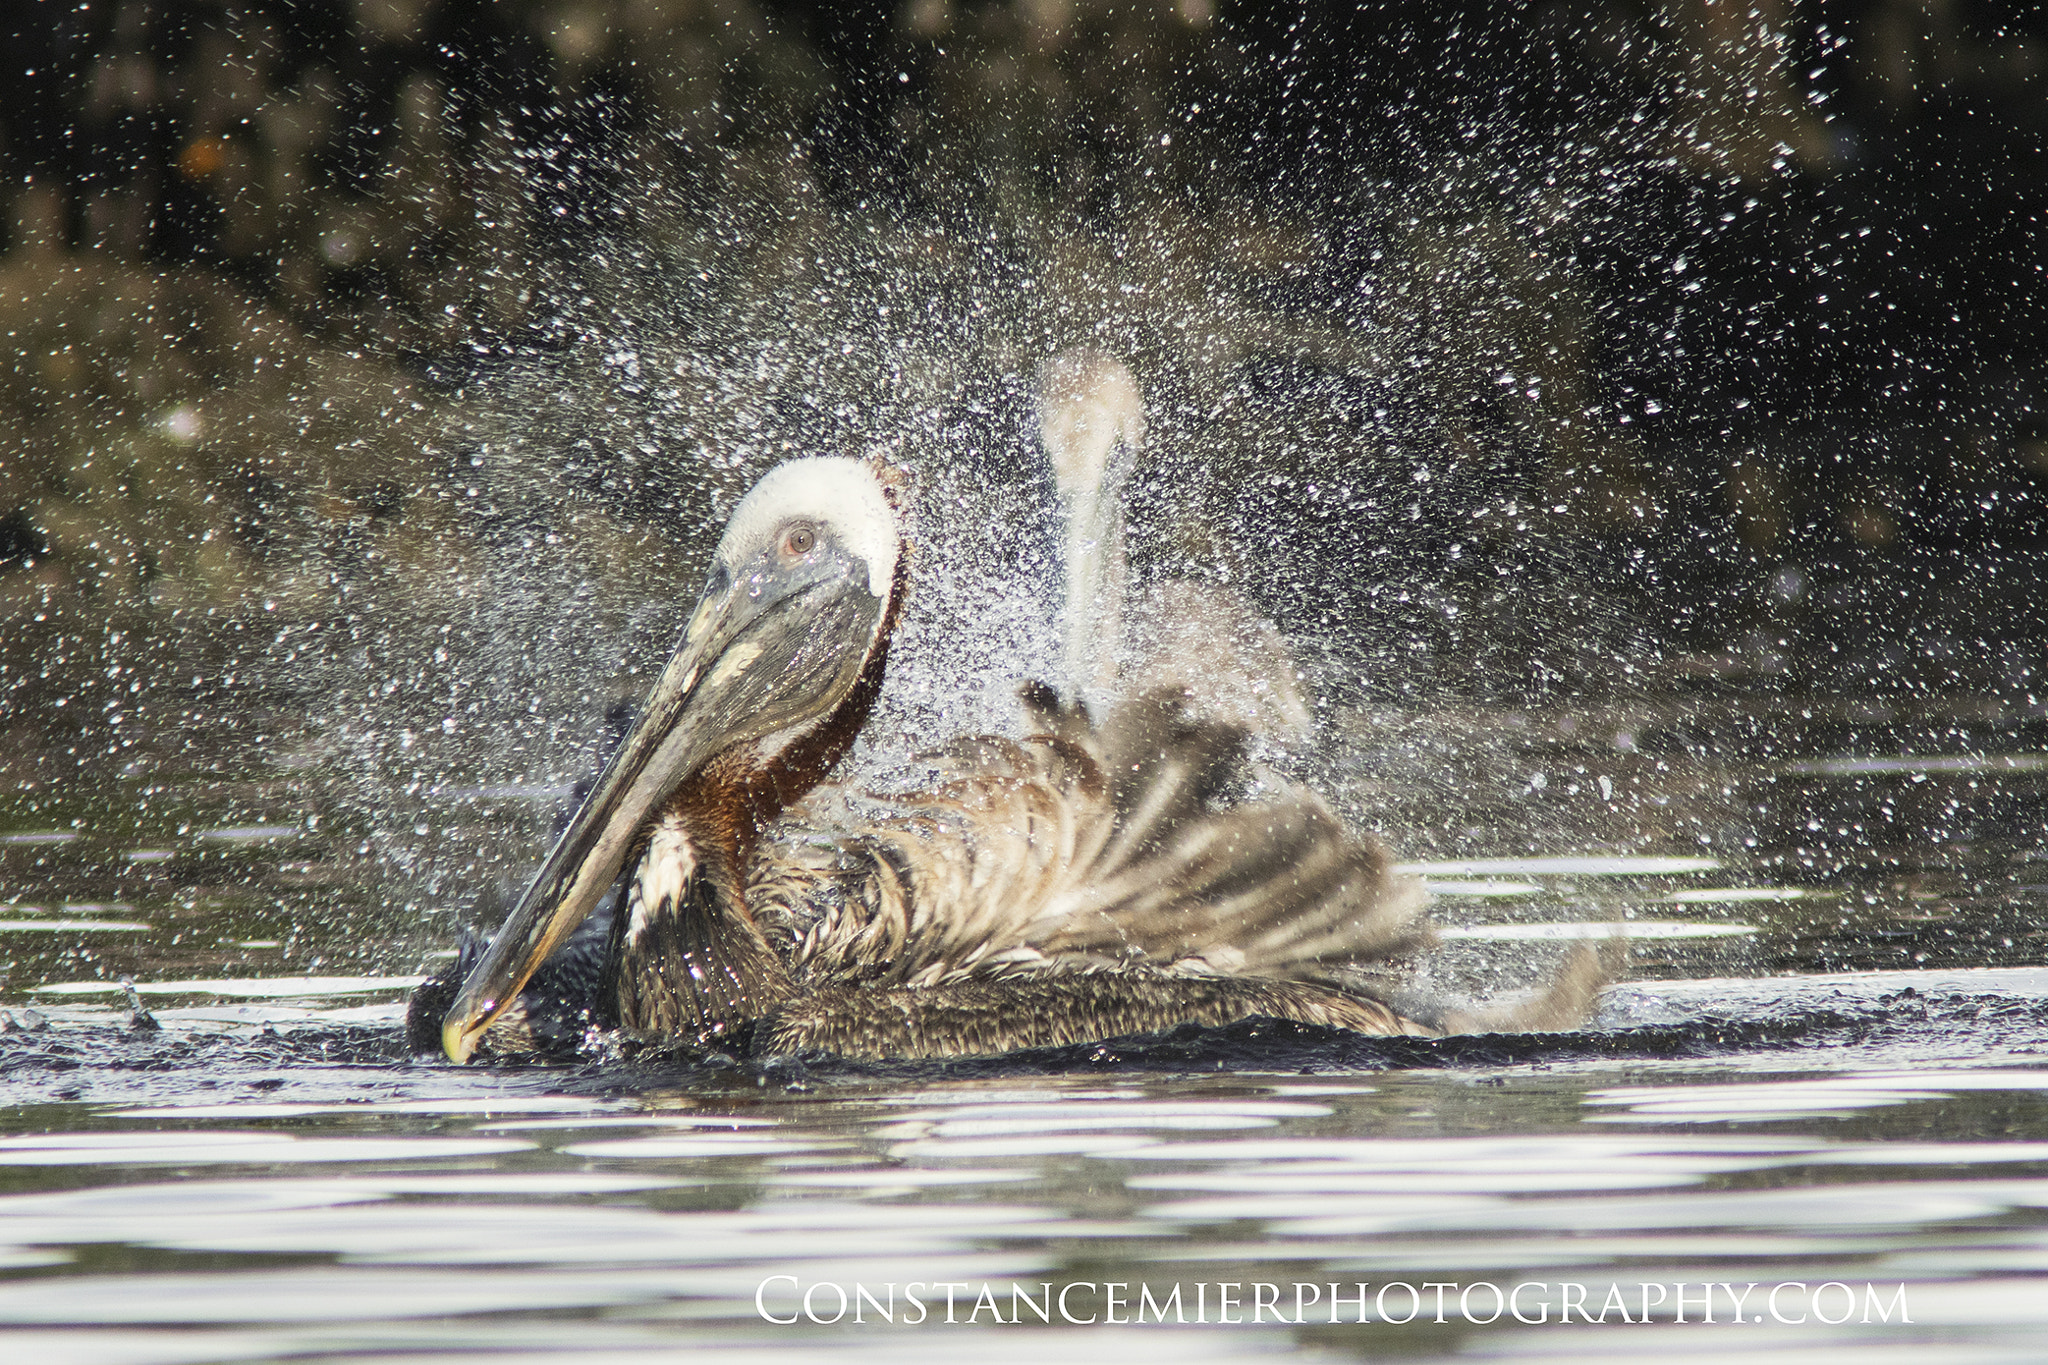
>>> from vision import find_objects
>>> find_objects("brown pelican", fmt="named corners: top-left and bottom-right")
top-left (431, 455), bottom-right (1446, 1063)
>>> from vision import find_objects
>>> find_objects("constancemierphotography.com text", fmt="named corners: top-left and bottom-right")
top-left (755, 1278), bottom-right (1911, 1327)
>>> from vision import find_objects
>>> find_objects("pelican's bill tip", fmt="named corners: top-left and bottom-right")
top-left (442, 1014), bottom-right (480, 1065)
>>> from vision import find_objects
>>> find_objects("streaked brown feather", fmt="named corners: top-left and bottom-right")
top-left (745, 684), bottom-right (1435, 1045)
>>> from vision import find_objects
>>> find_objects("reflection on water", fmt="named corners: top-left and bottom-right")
top-left (1399, 857), bottom-right (1725, 876)
top-left (4, 1017), bottom-right (2048, 1359)
top-left (1438, 921), bottom-right (1759, 941)
top-left (34, 976), bottom-right (425, 999)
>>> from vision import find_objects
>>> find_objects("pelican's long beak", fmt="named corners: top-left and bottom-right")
top-left (439, 544), bottom-right (887, 1063)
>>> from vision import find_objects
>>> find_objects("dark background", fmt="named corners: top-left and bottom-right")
top-left (9, 1), bottom-right (2043, 411)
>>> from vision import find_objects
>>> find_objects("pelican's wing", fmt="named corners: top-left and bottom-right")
top-left (749, 685), bottom-right (1432, 990)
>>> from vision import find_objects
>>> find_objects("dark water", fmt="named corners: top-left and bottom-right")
top-left (4, 636), bottom-right (2048, 1361)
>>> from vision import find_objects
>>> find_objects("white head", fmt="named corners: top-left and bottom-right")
top-left (716, 457), bottom-right (900, 600)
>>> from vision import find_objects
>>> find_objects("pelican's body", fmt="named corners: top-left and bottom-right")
top-left (424, 450), bottom-right (1452, 1063)
top-left (734, 680), bottom-right (1434, 1055)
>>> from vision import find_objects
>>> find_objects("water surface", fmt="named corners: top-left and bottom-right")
top-left (4, 643), bottom-right (2047, 1361)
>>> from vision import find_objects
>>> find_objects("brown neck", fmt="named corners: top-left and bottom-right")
top-left (726, 545), bottom-right (909, 863)
top-left (612, 546), bottom-right (909, 1044)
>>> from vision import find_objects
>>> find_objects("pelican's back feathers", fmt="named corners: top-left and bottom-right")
top-left (750, 684), bottom-right (1432, 998)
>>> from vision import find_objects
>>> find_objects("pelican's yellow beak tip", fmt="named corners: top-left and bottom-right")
top-left (442, 1016), bottom-right (480, 1065)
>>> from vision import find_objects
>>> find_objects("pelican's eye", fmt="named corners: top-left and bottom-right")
top-left (780, 523), bottom-right (817, 559)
